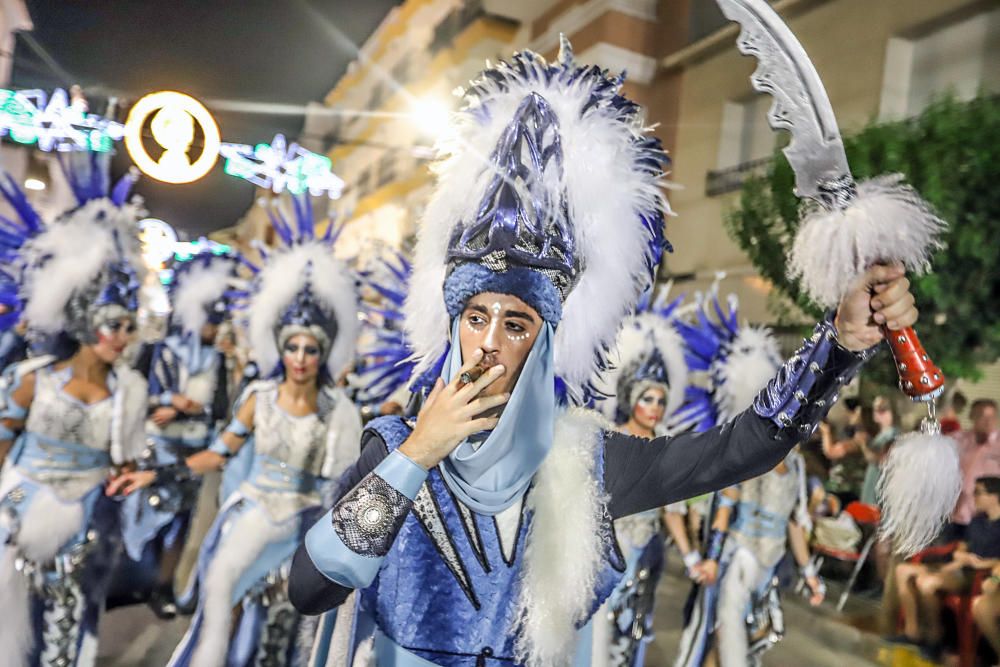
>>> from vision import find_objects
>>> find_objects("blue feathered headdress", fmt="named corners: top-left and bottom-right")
top-left (2, 152), bottom-right (145, 341)
top-left (404, 36), bottom-right (673, 404)
top-left (168, 250), bottom-right (241, 337)
top-left (237, 195), bottom-right (359, 380)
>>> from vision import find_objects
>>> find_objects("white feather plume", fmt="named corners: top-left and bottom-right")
top-left (878, 429), bottom-right (961, 556)
top-left (789, 175), bottom-right (946, 308)
top-left (246, 241), bottom-right (358, 379)
top-left (20, 199), bottom-right (145, 334)
top-left (404, 46), bottom-right (670, 396)
top-left (172, 260), bottom-right (235, 336)
top-left (712, 325), bottom-right (782, 421)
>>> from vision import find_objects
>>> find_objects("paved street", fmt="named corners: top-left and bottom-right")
top-left (99, 558), bottom-right (882, 666)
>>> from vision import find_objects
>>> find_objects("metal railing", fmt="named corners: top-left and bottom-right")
top-left (705, 156), bottom-right (773, 197)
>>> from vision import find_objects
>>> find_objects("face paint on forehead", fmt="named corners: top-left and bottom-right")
top-left (491, 302), bottom-right (502, 316)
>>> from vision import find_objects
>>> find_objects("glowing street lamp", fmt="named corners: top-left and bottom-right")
top-left (409, 97), bottom-right (453, 139)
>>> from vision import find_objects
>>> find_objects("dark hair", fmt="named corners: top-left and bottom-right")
top-left (856, 406), bottom-right (878, 438)
top-left (844, 397), bottom-right (861, 412)
top-left (977, 476), bottom-right (1000, 499)
top-left (952, 391), bottom-right (968, 413)
top-left (971, 399), bottom-right (998, 419)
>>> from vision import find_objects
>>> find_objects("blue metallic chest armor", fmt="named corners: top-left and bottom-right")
top-left (362, 417), bottom-right (624, 666)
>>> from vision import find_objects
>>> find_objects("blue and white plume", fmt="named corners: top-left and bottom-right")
top-left (0, 173), bottom-right (44, 331)
top-left (5, 152), bottom-right (145, 342)
top-left (673, 283), bottom-right (782, 432)
top-left (404, 36), bottom-right (672, 402)
top-left (354, 248), bottom-right (417, 405)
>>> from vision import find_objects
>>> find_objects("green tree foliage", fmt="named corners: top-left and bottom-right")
top-left (725, 95), bottom-right (1000, 386)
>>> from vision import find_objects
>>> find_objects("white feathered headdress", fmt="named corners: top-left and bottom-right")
top-left (169, 251), bottom-right (240, 337)
top-left (404, 36), bottom-right (672, 402)
top-left (597, 292), bottom-right (689, 430)
top-left (240, 196), bottom-right (358, 380)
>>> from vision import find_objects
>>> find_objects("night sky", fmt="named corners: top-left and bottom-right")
top-left (11, 0), bottom-right (399, 236)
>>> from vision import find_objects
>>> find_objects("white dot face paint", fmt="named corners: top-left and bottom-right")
top-left (507, 330), bottom-right (530, 342)
top-left (491, 302), bottom-right (502, 316)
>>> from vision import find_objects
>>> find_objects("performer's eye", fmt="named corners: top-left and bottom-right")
top-left (303, 345), bottom-right (320, 357)
top-left (283, 343), bottom-right (299, 354)
top-left (467, 314), bottom-right (486, 327)
top-left (505, 322), bottom-right (524, 333)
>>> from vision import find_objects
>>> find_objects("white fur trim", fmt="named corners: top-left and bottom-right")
top-left (877, 430), bottom-right (961, 556)
top-left (247, 241), bottom-right (359, 379)
top-left (789, 175), bottom-right (946, 309)
top-left (172, 260), bottom-right (235, 336)
top-left (110, 364), bottom-right (148, 465)
top-left (0, 474), bottom-right (86, 667)
top-left (322, 387), bottom-right (362, 479)
top-left (186, 501), bottom-right (295, 667)
top-left (404, 50), bottom-right (670, 395)
top-left (516, 408), bottom-right (611, 666)
top-left (20, 198), bottom-right (144, 334)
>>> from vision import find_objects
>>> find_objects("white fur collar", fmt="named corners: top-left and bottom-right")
top-left (516, 407), bottom-right (611, 666)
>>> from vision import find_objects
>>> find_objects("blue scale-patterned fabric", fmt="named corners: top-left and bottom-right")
top-left (360, 416), bottom-right (624, 666)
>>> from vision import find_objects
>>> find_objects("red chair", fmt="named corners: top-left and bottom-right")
top-left (813, 501), bottom-right (881, 611)
top-left (943, 569), bottom-right (989, 667)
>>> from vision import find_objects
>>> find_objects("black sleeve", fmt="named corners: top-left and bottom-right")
top-left (606, 318), bottom-right (874, 519)
top-left (288, 431), bottom-right (390, 615)
top-left (604, 411), bottom-right (792, 519)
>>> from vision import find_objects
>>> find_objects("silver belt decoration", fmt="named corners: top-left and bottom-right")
top-left (746, 576), bottom-right (785, 666)
top-left (248, 563), bottom-right (298, 667)
top-left (9, 529), bottom-right (101, 667)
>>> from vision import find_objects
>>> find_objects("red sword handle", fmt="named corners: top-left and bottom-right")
top-left (884, 325), bottom-right (945, 401)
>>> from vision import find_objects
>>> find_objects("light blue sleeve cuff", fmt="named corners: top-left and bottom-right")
top-left (224, 417), bottom-right (250, 438)
top-left (374, 450), bottom-right (428, 501)
top-left (305, 509), bottom-right (382, 589)
top-left (158, 391), bottom-right (174, 407)
top-left (0, 424), bottom-right (14, 440)
top-left (303, 450), bottom-right (427, 589)
top-left (0, 402), bottom-right (26, 421)
top-left (208, 436), bottom-right (232, 457)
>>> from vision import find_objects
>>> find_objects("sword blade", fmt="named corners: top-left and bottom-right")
top-left (716, 0), bottom-right (852, 203)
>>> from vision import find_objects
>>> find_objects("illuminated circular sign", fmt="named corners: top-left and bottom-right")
top-left (125, 91), bottom-right (220, 184)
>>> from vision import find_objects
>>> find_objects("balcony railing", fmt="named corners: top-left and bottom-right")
top-left (704, 156), bottom-right (772, 197)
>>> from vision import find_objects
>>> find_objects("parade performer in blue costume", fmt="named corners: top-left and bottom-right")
top-left (287, 36), bottom-right (920, 667)
top-left (0, 155), bottom-right (148, 667)
top-left (110, 195), bottom-right (363, 667)
top-left (593, 292), bottom-right (690, 667)
top-left (120, 250), bottom-right (240, 617)
top-left (670, 290), bottom-right (818, 667)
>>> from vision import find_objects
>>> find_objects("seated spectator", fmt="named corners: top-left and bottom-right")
top-left (940, 390), bottom-right (967, 436)
top-left (972, 562), bottom-right (1000, 665)
top-left (951, 400), bottom-right (1000, 541)
top-left (820, 406), bottom-right (874, 507)
top-left (894, 476), bottom-right (1000, 660)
